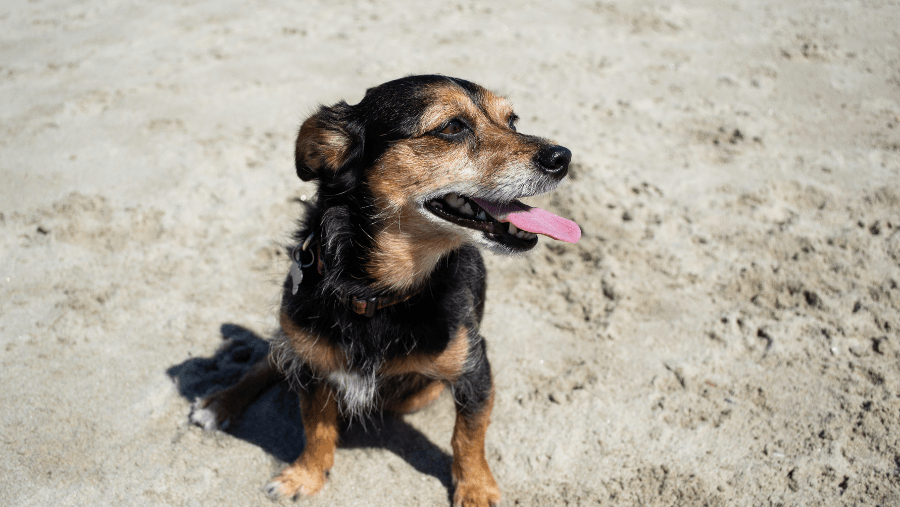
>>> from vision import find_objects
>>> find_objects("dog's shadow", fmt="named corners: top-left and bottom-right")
top-left (167, 324), bottom-right (453, 490)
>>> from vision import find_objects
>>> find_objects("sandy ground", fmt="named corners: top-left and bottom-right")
top-left (2, 1), bottom-right (899, 505)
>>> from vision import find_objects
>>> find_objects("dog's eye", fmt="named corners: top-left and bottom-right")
top-left (440, 120), bottom-right (464, 136)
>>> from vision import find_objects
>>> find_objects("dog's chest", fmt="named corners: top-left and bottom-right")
top-left (327, 369), bottom-right (378, 416)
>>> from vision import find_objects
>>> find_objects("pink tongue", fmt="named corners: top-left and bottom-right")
top-left (471, 198), bottom-right (581, 243)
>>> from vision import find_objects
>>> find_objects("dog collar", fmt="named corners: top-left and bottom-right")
top-left (290, 233), bottom-right (422, 318)
top-left (341, 290), bottom-right (421, 318)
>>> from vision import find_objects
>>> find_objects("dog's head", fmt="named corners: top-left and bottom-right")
top-left (295, 75), bottom-right (578, 289)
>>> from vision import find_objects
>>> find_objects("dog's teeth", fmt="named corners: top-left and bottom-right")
top-left (477, 211), bottom-right (486, 220)
top-left (508, 223), bottom-right (518, 234)
top-left (516, 231), bottom-right (525, 239)
top-left (461, 203), bottom-right (474, 215)
top-left (446, 193), bottom-right (461, 207)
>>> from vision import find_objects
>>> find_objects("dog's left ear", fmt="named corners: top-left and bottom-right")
top-left (295, 102), bottom-right (361, 182)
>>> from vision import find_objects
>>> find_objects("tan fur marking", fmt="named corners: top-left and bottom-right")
top-left (295, 115), bottom-right (351, 172)
top-left (367, 137), bottom-right (472, 210)
top-left (419, 82), bottom-right (513, 131)
top-left (417, 85), bottom-right (483, 135)
top-left (381, 326), bottom-right (470, 380)
top-left (384, 380), bottom-right (445, 414)
top-left (366, 202), bottom-right (466, 292)
top-left (480, 90), bottom-right (515, 127)
top-left (268, 382), bottom-right (340, 497)
top-left (280, 311), bottom-right (346, 374)
top-left (452, 390), bottom-right (500, 507)
top-left (476, 132), bottom-right (542, 188)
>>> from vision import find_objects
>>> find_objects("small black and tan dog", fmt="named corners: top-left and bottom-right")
top-left (190, 75), bottom-right (580, 507)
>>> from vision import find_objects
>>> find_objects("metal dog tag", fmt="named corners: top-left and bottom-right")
top-left (290, 256), bottom-right (303, 295)
top-left (289, 235), bottom-right (315, 296)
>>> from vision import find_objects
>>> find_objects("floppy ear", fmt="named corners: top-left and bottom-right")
top-left (295, 102), bottom-right (361, 182)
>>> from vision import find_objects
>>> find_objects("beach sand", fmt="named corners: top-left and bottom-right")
top-left (2, 1), bottom-right (898, 505)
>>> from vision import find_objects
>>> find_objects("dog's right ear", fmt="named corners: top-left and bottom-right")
top-left (295, 102), bottom-right (361, 182)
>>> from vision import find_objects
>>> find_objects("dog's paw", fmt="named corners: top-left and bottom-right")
top-left (189, 398), bottom-right (229, 431)
top-left (264, 464), bottom-right (327, 500)
top-left (453, 480), bottom-right (501, 507)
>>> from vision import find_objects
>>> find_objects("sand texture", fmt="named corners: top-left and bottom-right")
top-left (2, 1), bottom-right (899, 506)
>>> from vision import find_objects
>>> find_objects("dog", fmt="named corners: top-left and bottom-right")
top-left (189, 75), bottom-right (580, 507)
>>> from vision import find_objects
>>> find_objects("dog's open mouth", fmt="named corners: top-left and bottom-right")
top-left (424, 192), bottom-right (581, 251)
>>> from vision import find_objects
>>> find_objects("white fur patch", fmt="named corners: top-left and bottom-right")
top-left (189, 400), bottom-right (222, 431)
top-left (327, 370), bottom-right (378, 417)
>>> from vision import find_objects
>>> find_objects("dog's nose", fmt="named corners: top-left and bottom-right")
top-left (535, 145), bottom-right (571, 178)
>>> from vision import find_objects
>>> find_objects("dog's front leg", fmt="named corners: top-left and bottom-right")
top-left (451, 341), bottom-right (501, 507)
top-left (190, 356), bottom-right (281, 431)
top-left (266, 379), bottom-right (339, 499)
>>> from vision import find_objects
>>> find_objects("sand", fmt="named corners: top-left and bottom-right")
top-left (2, 0), bottom-right (898, 505)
